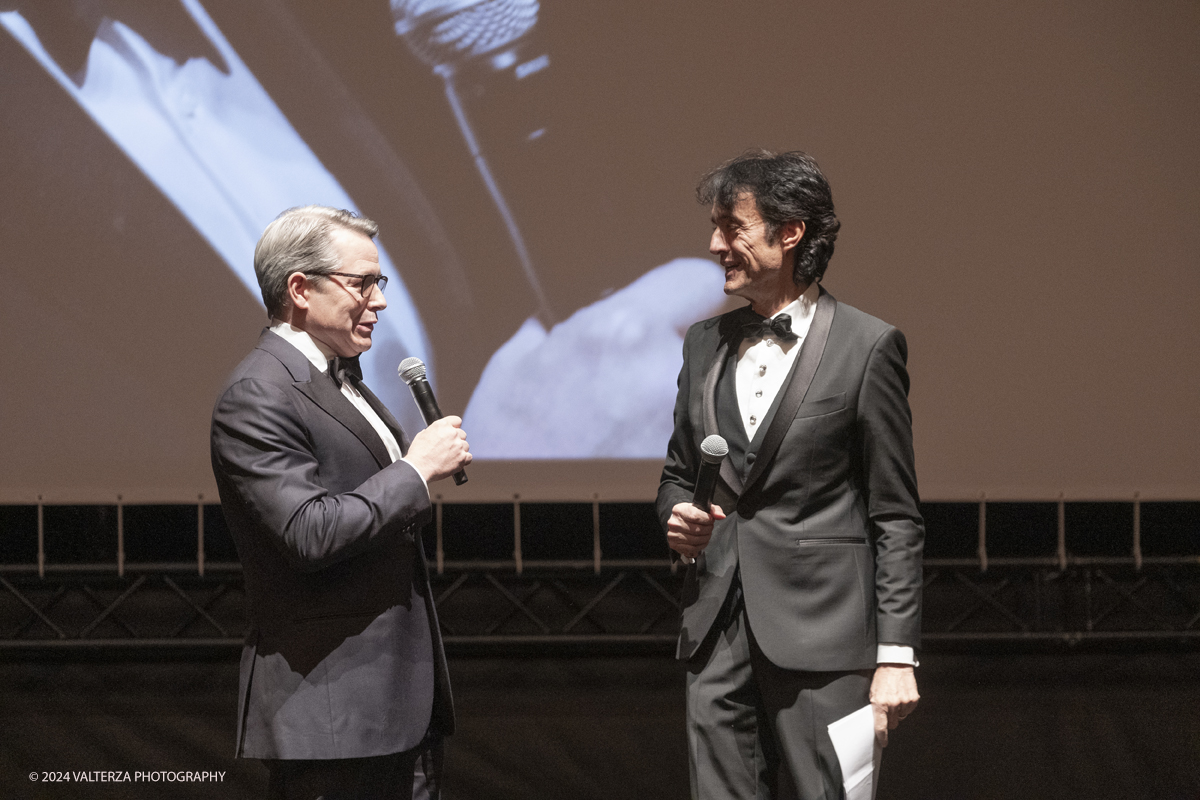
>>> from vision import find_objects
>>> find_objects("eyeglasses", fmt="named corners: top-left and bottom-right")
top-left (310, 271), bottom-right (389, 299)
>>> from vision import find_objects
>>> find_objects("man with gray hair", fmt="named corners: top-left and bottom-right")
top-left (211, 205), bottom-right (471, 799)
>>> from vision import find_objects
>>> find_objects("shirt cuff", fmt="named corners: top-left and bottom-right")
top-left (399, 457), bottom-right (431, 499)
top-left (876, 644), bottom-right (918, 667)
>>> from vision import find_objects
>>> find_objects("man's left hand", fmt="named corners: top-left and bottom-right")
top-left (870, 664), bottom-right (919, 747)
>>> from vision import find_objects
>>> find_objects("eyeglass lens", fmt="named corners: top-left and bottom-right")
top-left (362, 274), bottom-right (387, 296)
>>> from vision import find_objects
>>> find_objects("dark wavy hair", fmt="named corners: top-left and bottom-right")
top-left (697, 149), bottom-right (840, 285)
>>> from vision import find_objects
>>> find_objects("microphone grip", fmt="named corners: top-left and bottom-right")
top-left (409, 380), bottom-right (444, 426)
top-left (409, 379), bottom-right (468, 485)
top-left (691, 460), bottom-right (720, 511)
top-left (681, 459), bottom-right (721, 567)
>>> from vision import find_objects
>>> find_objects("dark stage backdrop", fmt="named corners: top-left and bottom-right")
top-left (2, 0), bottom-right (1198, 503)
top-left (1, 653), bottom-right (1199, 799)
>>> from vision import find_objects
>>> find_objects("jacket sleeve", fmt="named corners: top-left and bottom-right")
top-left (657, 324), bottom-right (702, 531)
top-left (211, 377), bottom-right (431, 572)
top-left (856, 327), bottom-right (924, 649)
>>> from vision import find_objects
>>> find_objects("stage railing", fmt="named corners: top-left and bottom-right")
top-left (0, 499), bottom-right (1197, 651)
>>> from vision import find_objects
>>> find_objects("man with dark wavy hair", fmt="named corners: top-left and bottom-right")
top-left (658, 150), bottom-right (923, 799)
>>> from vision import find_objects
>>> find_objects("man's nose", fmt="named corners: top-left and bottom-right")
top-left (709, 228), bottom-right (727, 255)
top-left (367, 283), bottom-right (387, 311)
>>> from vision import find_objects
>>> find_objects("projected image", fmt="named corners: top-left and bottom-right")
top-left (0, 0), bottom-right (433, 433)
top-left (0, 0), bottom-right (726, 457)
top-left (392, 0), bottom-right (553, 324)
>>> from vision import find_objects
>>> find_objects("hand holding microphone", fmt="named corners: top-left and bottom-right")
top-left (399, 358), bottom-right (470, 485)
top-left (666, 435), bottom-right (728, 562)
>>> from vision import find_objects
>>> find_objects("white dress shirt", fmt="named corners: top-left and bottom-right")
top-left (270, 321), bottom-right (428, 496)
top-left (735, 284), bottom-right (820, 439)
top-left (733, 286), bottom-right (916, 667)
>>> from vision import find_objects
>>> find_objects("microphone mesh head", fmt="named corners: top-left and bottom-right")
top-left (398, 357), bottom-right (427, 384)
top-left (393, 0), bottom-right (539, 67)
top-left (700, 435), bottom-right (729, 463)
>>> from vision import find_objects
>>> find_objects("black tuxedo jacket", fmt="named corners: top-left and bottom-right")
top-left (211, 330), bottom-right (452, 760)
top-left (658, 288), bottom-right (923, 671)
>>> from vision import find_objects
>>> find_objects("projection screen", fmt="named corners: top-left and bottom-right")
top-left (1, 0), bottom-right (1198, 503)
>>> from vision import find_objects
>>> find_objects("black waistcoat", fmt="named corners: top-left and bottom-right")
top-left (715, 337), bottom-right (803, 483)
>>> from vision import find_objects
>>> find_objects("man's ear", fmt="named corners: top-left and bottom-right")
top-left (778, 220), bottom-right (806, 252)
top-left (286, 272), bottom-right (310, 310)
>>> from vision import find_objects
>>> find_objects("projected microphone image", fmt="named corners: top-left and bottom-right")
top-left (392, 0), bottom-right (553, 326)
top-left (0, 0), bottom-right (741, 465)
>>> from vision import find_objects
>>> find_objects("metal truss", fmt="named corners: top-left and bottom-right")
top-left (430, 562), bottom-right (682, 648)
top-left (0, 565), bottom-right (247, 650)
top-left (922, 557), bottom-right (1200, 644)
top-left (2, 557), bottom-right (1199, 651)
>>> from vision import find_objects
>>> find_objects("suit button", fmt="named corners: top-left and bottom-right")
top-left (746, 452), bottom-right (756, 464)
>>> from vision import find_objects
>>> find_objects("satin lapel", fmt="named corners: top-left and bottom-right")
top-left (254, 329), bottom-right (394, 468)
top-left (702, 334), bottom-right (744, 497)
top-left (297, 371), bottom-right (393, 470)
top-left (741, 288), bottom-right (837, 494)
top-left (358, 381), bottom-right (412, 453)
top-left (701, 340), bottom-right (725, 438)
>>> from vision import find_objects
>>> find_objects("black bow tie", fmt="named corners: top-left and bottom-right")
top-left (742, 313), bottom-right (798, 342)
top-left (328, 355), bottom-right (362, 388)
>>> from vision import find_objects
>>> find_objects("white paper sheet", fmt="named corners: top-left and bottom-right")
top-left (827, 704), bottom-right (883, 800)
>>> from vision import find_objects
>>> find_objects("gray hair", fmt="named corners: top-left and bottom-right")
top-left (253, 205), bottom-right (380, 319)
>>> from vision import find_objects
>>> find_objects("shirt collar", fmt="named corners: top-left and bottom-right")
top-left (269, 319), bottom-right (335, 374)
top-left (770, 281), bottom-right (820, 322)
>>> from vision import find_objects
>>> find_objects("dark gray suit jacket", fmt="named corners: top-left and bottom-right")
top-left (658, 289), bottom-right (923, 671)
top-left (211, 330), bottom-right (452, 760)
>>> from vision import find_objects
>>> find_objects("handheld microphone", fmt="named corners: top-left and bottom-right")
top-left (398, 357), bottom-right (468, 485)
top-left (680, 435), bottom-right (727, 566)
top-left (692, 435), bottom-right (729, 511)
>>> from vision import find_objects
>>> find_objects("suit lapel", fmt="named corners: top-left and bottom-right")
top-left (703, 311), bottom-right (755, 497)
top-left (359, 381), bottom-right (411, 454)
top-left (740, 287), bottom-right (837, 495)
top-left (701, 339), bottom-right (726, 440)
top-left (297, 373), bottom-right (394, 470)
top-left (257, 331), bottom-right (395, 470)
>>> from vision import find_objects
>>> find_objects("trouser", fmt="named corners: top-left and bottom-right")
top-left (265, 737), bottom-right (444, 800)
top-left (685, 583), bottom-right (872, 800)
